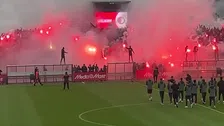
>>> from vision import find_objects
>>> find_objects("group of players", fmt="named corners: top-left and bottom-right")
top-left (146, 75), bottom-right (224, 108)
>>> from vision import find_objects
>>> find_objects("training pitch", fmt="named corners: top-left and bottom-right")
top-left (0, 81), bottom-right (223, 126)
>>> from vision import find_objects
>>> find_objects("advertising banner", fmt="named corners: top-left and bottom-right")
top-left (73, 72), bottom-right (107, 81)
top-left (95, 12), bottom-right (127, 29)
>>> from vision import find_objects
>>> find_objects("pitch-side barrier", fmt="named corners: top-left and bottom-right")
top-left (6, 64), bottom-right (73, 84)
top-left (183, 59), bottom-right (224, 79)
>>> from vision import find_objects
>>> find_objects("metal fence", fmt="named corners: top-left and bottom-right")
top-left (4, 62), bottom-right (136, 84)
top-left (182, 60), bottom-right (224, 78)
top-left (6, 64), bottom-right (73, 84)
top-left (107, 62), bottom-right (134, 80)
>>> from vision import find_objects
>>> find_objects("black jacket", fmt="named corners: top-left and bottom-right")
top-left (171, 84), bottom-right (179, 93)
top-left (218, 80), bottom-right (224, 91)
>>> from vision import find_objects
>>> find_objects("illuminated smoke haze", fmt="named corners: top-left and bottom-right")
top-left (0, 0), bottom-right (222, 72)
top-left (128, 0), bottom-right (215, 62)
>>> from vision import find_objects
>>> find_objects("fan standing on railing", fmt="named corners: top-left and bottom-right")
top-left (193, 45), bottom-right (198, 61)
top-left (60, 47), bottom-right (68, 64)
top-left (126, 46), bottom-right (134, 62)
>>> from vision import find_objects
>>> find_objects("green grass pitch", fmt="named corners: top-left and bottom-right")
top-left (0, 81), bottom-right (223, 126)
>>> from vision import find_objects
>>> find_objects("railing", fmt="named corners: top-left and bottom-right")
top-left (107, 62), bottom-right (134, 80)
top-left (182, 60), bottom-right (224, 78)
top-left (6, 64), bottom-right (73, 84)
top-left (3, 62), bottom-right (137, 84)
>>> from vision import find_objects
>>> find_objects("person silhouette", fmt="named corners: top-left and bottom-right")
top-left (60, 47), bottom-right (67, 64)
top-left (126, 46), bottom-right (134, 62)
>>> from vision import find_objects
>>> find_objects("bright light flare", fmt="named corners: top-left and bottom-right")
top-left (146, 62), bottom-right (150, 68)
top-left (212, 45), bottom-right (216, 50)
top-left (48, 26), bottom-right (52, 30)
top-left (187, 49), bottom-right (191, 53)
top-left (46, 31), bottom-right (49, 35)
top-left (198, 44), bottom-right (201, 47)
top-left (85, 45), bottom-right (97, 55)
top-left (88, 47), bottom-right (96, 52)
top-left (104, 57), bottom-right (107, 60)
top-left (49, 45), bottom-right (53, 49)
top-left (40, 30), bottom-right (43, 34)
top-left (0, 37), bottom-right (4, 41)
top-left (6, 35), bottom-right (10, 39)
top-left (213, 38), bottom-right (216, 43)
top-left (49, 42), bottom-right (53, 50)
top-left (123, 44), bottom-right (126, 48)
top-left (74, 36), bottom-right (79, 41)
top-left (170, 63), bottom-right (174, 67)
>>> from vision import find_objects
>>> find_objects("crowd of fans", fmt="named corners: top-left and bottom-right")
top-left (194, 25), bottom-right (224, 46)
top-left (0, 28), bottom-right (37, 44)
top-left (73, 64), bottom-right (107, 73)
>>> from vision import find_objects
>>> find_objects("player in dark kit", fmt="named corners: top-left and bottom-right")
top-left (214, 78), bottom-right (218, 99)
top-left (185, 81), bottom-right (193, 108)
top-left (126, 46), bottom-right (134, 62)
top-left (198, 76), bottom-right (203, 101)
top-left (178, 78), bottom-right (185, 102)
top-left (34, 67), bottom-right (43, 86)
top-left (63, 72), bottom-right (69, 90)
top-left (209, 77), bottom-right (216, 99)
top-left (153, 67), bottom-right (159, 83)
top-left (167, 80), bottom-right (173, 104)
top-left (158, 78), bottom-right (166, 105)
top-left (60, 47), bottom-right (67, 64)
top-left (217, 77), bottom-right (224, 103)
top-left (208, 77), bottom-right (215, 87)
top-left (191, 80), bottom-right (198, 105)
top-left (209, 83), bottom-right (216, 108)
top-left (200, 79), bottom-right (207, 104)
top-left (146, 79), bottom-right (153, 101)
top-left (171, 82), bottom-right (179, 108)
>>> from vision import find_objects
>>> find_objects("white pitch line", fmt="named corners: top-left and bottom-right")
top-left (197, 103), bottom-right (224, 115)
top-left (139, 82), bottom-right (224, 115)
top-left (78, 102), bottom-right (149, 126)
top-left (78, 83), bottom-right (224, 126)
top-left (152, 88), bottom-right (224, 115)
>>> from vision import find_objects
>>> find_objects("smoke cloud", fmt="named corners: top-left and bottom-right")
top-left (0, 0), bottom-right (222, 72)
top-left (128, 0), bottom-right (215, 62)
